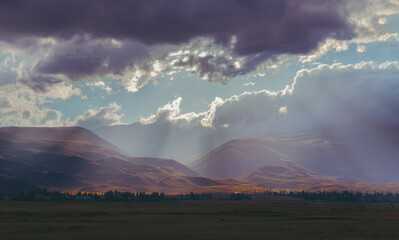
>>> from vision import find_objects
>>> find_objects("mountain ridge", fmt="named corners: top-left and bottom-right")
top-left (2, 126), bottom-right (399, 193)
top-left (0, 127), bottom-right (216, 193)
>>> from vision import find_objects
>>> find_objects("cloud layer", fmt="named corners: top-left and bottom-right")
top-left (0, 0), bottom-right (354, 51)
top-left (1, 1), bottom-right (398, 133)
top-left (71, 102), bottom-right (124, 129)
top-left (141, 61), bottom-right (399, 132)
top-left (0, 0), bottom-right (359, 91)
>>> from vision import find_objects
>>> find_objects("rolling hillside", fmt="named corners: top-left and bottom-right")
top-left (238, 163), bottom-right (337, 189)
top-left (190, 138), bottom-right (291, 179)
top-left (0, 127), bottom-right (249, 193)
top-left (190, 130), bottom-right (399, 184)
top-left (2, 126), bottom-right (399, 193)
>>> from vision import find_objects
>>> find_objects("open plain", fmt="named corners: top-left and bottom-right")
top-left (1, 197), bottom-right (399, 240)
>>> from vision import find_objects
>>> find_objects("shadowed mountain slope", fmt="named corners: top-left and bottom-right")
top-left (2, 126), bottom-right (399, 193)
top-left (0, 174), bottom-right (41, 193)
top-left (0, 127), bottom-right (228, 193)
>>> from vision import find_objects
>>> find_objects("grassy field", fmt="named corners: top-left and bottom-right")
top-left (1, 197), bottom-right (399, 239)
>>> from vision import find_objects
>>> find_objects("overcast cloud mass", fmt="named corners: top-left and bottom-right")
top-left (0, 0), bottom-right (360, 91)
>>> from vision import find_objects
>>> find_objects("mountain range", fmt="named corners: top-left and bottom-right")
top-left (1, 126), bottom-right (399, 193)
top-left (0, 127), bottom-right (259, 193)
top-left (95, 121), bottom-right (399, 184)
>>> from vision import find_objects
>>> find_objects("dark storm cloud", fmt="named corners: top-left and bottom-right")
top-left (0, 0), bottom-right (357, 88)
top-left (0, 0), bottom-right (354, 56)
top-left (18, 72), bottom-right (64, 92)
top-left (34, 36), bottom-right (149, 81)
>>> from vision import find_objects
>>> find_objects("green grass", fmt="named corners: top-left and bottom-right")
top-left (1, 197), bottom-right (399, 239)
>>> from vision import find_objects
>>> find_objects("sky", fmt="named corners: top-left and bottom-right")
top-left (0, 0), bottom-right (399, 133)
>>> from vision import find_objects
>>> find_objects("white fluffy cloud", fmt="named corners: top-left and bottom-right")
top-left (140, 97), bottom-right (205, 127)
top-left (243, 82), bottom-right (256, 87)
top-left (0, 55), bottom-right (125, 129)
top-left (140, 89), bottom-right (284, 129)
top-left (141, 61), bottom-right (399, 132)
top-left (278, 106), bottom-right (287, 114)
top-left (0, 83), bottom-right (64, 126)
top-left (378, 17), bottom-right (388, 25)
top-left (0, 51), bottom-right (83, 127)
top-left (70, 102), bottom-right (124, 130)
top-left (356, 45), bottom-right (366, 53)
top-left (122, 37), bottom-right (247, 92)
top-left (86, 80), bottom-right (115, 94)
top-left (301, 1), bottom-right (399, 63)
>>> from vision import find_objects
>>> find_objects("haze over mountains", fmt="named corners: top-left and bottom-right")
top-left (1, 125), bottom-right (399, 193)
top-left (93, 123), bottom-right (236, 163)
top-left (0, 127), bottom-right (259, 193)
top-left (95, 120), bottom-right (399, 184)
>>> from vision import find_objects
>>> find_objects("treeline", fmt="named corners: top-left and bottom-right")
top-left (0, 189), bottom-right (214, 202)
top-left (263, 190), bottom-right (399, 202)
top-left (2, 189), bottom-right (399, 202)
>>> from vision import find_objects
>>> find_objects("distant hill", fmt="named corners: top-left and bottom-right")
top-left (127, 157), bottom-right (199, 177)
top-left (0, 127), bottom-right (245, 193)
top-left (2, 126), bottom-right (399, 193)
top-left (190, 129), bottom-right (399, 184)
top-left (0, 174), bottom-right (40, 193)
top-left (238, 163), bottom-right (337, 189)
top-left (93, 115), bottom-right (399, 184)
top-left (190, 138), bottom-right (291, 179)
top-left (238, 163), bottom-right (399, 192)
